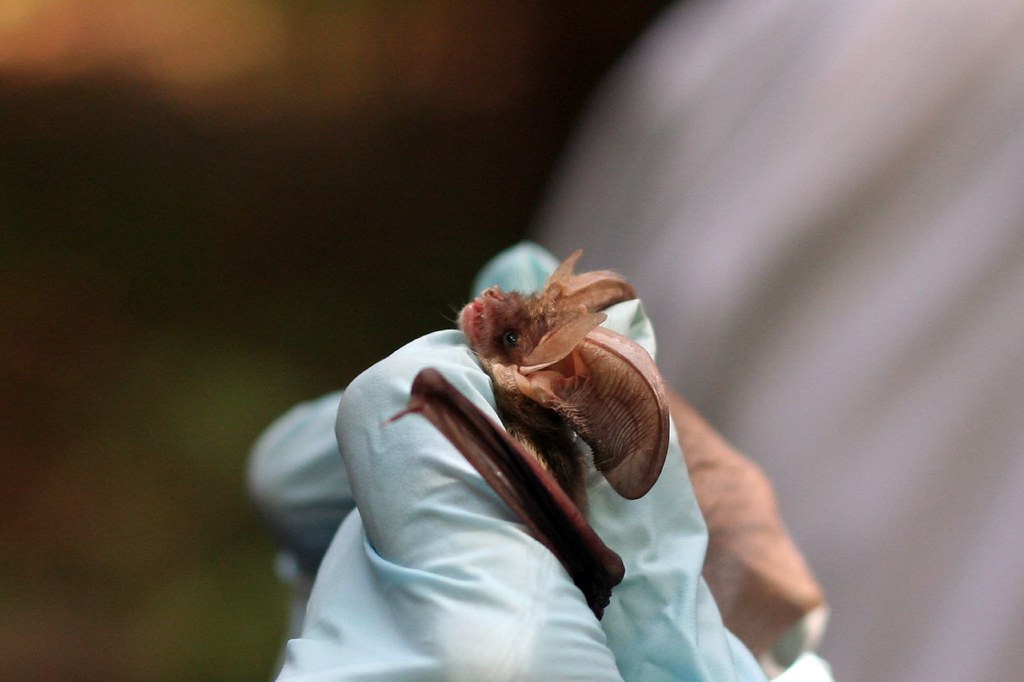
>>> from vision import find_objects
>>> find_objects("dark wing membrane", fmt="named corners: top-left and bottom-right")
top-left (393, 368), bottom-right (625, 618)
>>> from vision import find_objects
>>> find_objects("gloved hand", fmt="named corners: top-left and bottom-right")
top-left (245, 243), bottom-right (566, 587)
top-left (253, 242), bottom-right (830, 680)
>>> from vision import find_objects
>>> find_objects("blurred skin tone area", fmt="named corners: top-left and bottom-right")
top-left (0, 2), bottom-right (668, 679)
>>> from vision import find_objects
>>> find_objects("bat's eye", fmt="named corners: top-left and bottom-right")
top-left (501, 331), bottom-right (519, 348)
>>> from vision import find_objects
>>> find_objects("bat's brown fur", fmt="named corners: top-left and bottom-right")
top-left (459, 286), bottom-right (590, 507)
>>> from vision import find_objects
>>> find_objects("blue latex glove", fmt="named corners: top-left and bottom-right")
top-left (256, 242), bottom-right (768, 680)
top-left (249, 390), bottom-right (351, 578)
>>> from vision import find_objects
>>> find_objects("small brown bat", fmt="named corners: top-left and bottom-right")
top-left (394, 250), bottom-right (671, 617)
top-left (455, 249), bottom-right (670, 510)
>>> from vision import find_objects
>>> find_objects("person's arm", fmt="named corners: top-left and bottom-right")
top-left (668, 389), bottom-right (827, 674)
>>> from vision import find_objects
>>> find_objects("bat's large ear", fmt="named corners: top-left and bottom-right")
top-left (521, 325), bottom-right (670, 500)
top-left (520, 312), bottom-right (606, 373)
top-left (545, 249), bottom-right (637, 313)
top-left (573, 327), bottom-right (670, 499)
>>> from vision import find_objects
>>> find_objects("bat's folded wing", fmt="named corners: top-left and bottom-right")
top-left (393, 367), bottom-right (625, 618)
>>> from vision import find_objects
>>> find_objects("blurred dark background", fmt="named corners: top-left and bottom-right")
top-left (0, 2), bottom-right (669, 680)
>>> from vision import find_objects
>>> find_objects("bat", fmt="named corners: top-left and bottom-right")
top-left (393, 249), bottom-right (671, 617)
top-left (453, 249), bottom-right (671, 510)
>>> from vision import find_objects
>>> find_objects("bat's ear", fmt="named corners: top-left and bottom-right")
top-left (544, 249), bottom-right (637, 314)
top-left (520, 325), bottom-right (670, 500)
top-left (520, 312), bottom-right (606, 373)
top-left (574, 327), bottom-right (670, 499)
top-left (546, 248), bottom-right (584, 286)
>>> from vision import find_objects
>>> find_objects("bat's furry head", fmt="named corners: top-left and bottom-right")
top-left (458, 249), bottom-right (635, 370)
top-left (458, 286), bottom-right (559, 369)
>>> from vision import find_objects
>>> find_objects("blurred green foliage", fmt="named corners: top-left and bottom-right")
top-left (0, 2), bottom-right (667, 679)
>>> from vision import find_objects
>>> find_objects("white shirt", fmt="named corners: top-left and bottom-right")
top-left (536, 1), bottom-right (1024, 679)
